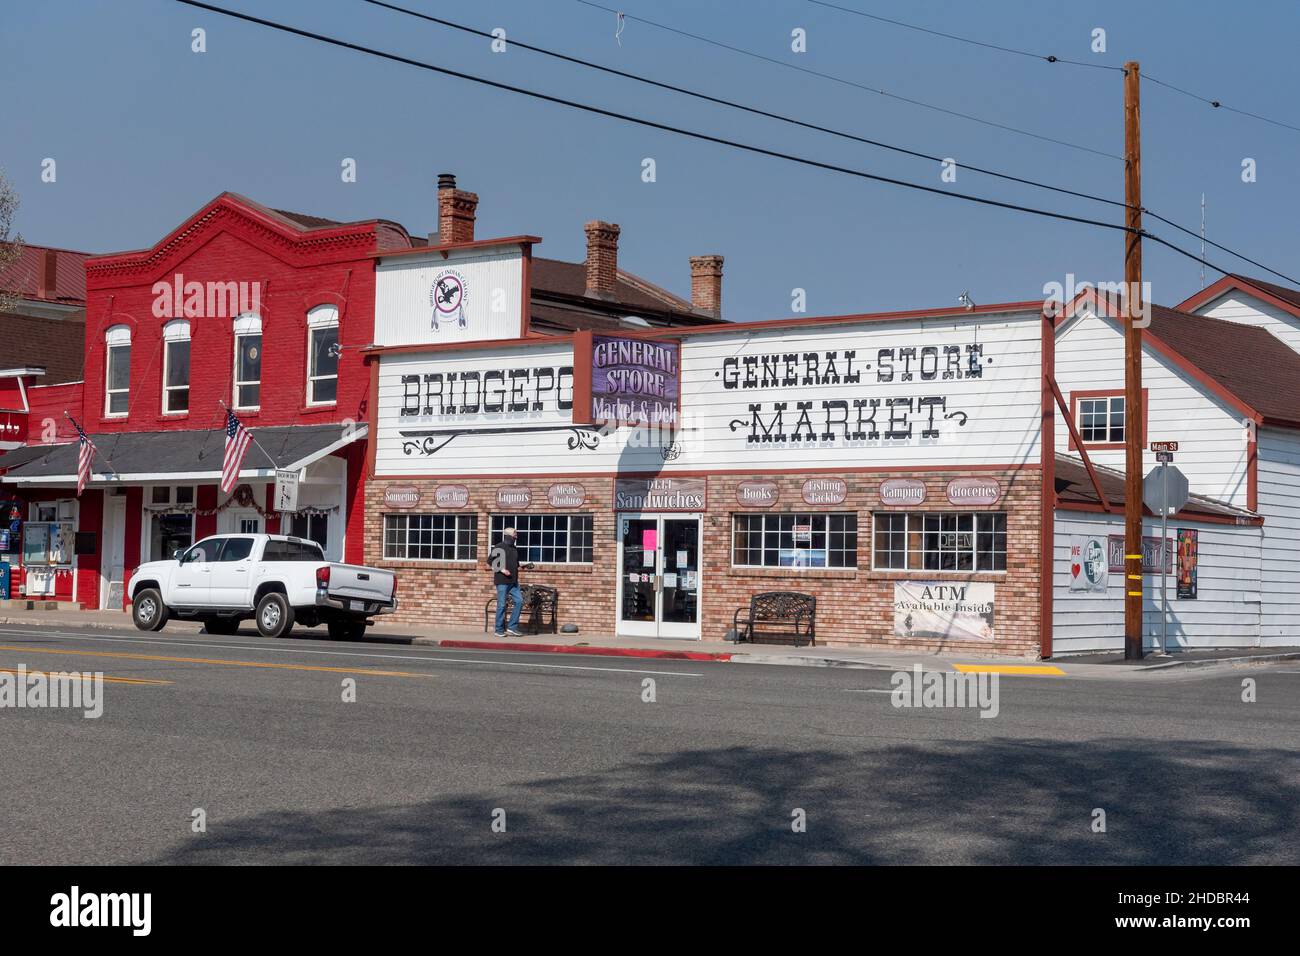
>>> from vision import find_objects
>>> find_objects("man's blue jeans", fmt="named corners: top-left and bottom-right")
top-left (495, 583), bottom-right (522, 633)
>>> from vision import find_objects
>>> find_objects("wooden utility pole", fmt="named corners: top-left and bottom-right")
top-left (1123, 61), bottom-right (1145, 660)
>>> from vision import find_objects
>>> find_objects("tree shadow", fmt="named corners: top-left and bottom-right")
top-left (154, 737), bottom-right (1300, 865)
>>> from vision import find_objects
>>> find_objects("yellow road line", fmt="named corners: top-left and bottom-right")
top-left (952, 663), bottom-right (1067, 676)
top-left (0, 666), bottom-right (172, 686)
top-left (0, 645), bottom-right (434, 680)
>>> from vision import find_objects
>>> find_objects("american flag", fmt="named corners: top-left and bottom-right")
top-left (221, 408), bottom-right (253, 494)
top-left (71, 417), bottom-right (97, 497)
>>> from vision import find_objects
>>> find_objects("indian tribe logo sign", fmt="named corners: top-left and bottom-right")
top-left (429, 268), bottom-right (468, 331)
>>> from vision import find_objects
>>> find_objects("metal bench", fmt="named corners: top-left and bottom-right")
top-left (484, 584), bottom-right (559, 635)
top-left (732, 591), bottom-right (816, 646)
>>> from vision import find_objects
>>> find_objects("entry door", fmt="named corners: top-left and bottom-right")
top-left (220, 509), bottom-right (262, 536)
top-left (616, 513), bottom-right (702, 639)
top-left (100, 495), bottom-right (127, 610)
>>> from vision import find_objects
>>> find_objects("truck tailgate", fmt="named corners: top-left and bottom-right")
top-left (327, 564), bottom-right (395, 605)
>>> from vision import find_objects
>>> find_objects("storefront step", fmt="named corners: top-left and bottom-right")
top-left (0, 599), bottom-right (83, 612)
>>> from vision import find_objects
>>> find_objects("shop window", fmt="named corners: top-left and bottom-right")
top-left (289, 512), bottom-right (329, 551)
top-left (162, 320), bottom-right (191, 414)
top-left (145, 485), bottom-right (196, 561)
top-left (490, 514), bottom-right (592, 564)
top-left (732, 513), bottom-right (858, 569)
top-left (105, 325), bottom-right (131, 417)
top-left (307, 305), bottom-right (339, 406)
top-left (234, 313), bottom-right (262, 410)
top-left (871, 512), bottom-right (1006, 572)
top-left (383, 513), bottom-right (477, 561)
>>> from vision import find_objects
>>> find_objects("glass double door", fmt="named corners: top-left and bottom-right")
top-left (617, 513), bottom-right (702, 639)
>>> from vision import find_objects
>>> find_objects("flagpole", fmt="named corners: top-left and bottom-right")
top-left (218, 400), bottom-right (281, 470)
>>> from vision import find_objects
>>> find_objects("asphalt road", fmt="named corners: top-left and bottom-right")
top-left (1, 622), bottom-right (1297, 865)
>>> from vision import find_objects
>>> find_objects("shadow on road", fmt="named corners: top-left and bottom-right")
top-left (154, 738), bottom-right (1300, 864)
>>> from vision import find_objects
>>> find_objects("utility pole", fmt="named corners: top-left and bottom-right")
top-left (1123, 61), bottom-right (1145, 660)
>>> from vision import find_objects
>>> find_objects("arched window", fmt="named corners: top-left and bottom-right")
top-left (233, 313), bottom-right (262, 409)
top-left (104, 324), bottom-right (131, 417)
top-left (162, 319), bottom-right (191, 414)
top-left (306, 305), bottom-right (339, 406)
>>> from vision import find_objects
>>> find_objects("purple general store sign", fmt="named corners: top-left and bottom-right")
top-left (591, 335), bottom-right (681, 427)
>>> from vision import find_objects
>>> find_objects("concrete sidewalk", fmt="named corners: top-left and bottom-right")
top-left (2, 605), bottom-right (1297, 679)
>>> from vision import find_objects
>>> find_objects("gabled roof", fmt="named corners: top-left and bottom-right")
top-left (1055, 454), bottom-right (1260, 525)
top-left (528, 257), bottom-right (721, 334)
top-left (1060, 288), bottom-right (1300, 429)
top-left (86, 193), bottom-right (419, 280)
top-left (0, 244), bottom-right (90, 305)
top-left (1176, 273), bottom-right (1300, 318)
top-left (0, 313), bottom-right (85, 384)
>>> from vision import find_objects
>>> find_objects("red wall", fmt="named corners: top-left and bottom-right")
top-left (80, 197), bottom-right (387, 437)
top-left (23, 382), bottom-right (83, 444)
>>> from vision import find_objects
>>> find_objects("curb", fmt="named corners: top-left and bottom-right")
top-left (727, 653), bottom-right (897, 670)
top-left (1128, 650), bottom-right (1300, 671)
top-left (428, 638), bottom-right (732, 662)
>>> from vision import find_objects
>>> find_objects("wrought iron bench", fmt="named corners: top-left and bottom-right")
top-left (484, 584), bottom-right (559, 635)
top-left (732, 591), bottom-right (816, 647)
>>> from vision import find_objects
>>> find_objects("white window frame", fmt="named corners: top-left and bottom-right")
top-left (104, 325), bottom-right (132, 418)
top-left (306, 305), bottom-right (339, 407)
top-left (731, 512), bottom-right (859, 570)
top-left (870, 511), bottom-right (1008, 573)
top-left (233, 313), bottom-right (262, 411)
top-left (490, 514), bottom-right (594, 565)
top-left (162, 319), bottom-right (191, 415)
top-left (1076, 394), bottom-right (1126, 446)
top-left (383, 513), bottom-right (478, 562)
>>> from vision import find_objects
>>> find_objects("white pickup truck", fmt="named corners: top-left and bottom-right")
top-left (128, 533), bottom-right (397, 640)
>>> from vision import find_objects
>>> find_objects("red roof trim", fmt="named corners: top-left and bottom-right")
top-left (1175, 275), bottom-right (1300, 321)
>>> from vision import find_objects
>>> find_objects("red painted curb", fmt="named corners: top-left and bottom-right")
top-left (437, 640), bottom-right (732, 662)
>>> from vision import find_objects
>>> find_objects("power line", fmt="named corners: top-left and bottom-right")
top-left (805, 0), bottom-right (1122, 72)
top-left (570, 0), bottom-right (1122, 161)
top-left (364, 0), bottom-right (1125, 211)
top-left (173, 0), bottom-right (1293, 288)
top-left (174, 0), bottom-right (1128, 234)
top-left (1141, 71), bottom-right (1300, 135)
top-left (367, 0), bottom-right (1300, 287)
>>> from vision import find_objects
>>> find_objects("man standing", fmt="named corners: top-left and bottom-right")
top-left (489, 527), bottom-right (524, 636)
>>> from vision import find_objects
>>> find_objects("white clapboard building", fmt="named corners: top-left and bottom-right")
top-left (358, 203), bottom-right (1300, 656)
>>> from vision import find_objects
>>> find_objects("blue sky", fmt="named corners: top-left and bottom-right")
top-left (4, 0), bottom-right (1298, 320)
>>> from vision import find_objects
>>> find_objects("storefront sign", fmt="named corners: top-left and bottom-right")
top-left (383, 485), bottom-right (423, 509)
top-left (1068, 535), bottom-right (1108, 592)
top-left (577, 334), bottom-right (681, 427)
top-left (614, 477), bottom-right (706, 511)
top-left (894, 582), bottom-right (995, 642)
top-left (735, 480), bottom-right (778, 507)
top-left (496, 485), bottom-right (532, 509)
top-left (546, 482), bottom-right (586, 508)
top-left (434, 484), bottom-right (469, 509)
top-left (880, 477), bottom-right (926, 507)
top-left (801, 477), bottom-right (847, 505)
top-left (946, 477), bottom-right (1001, 506)
top-left (1107, 535), bottom-right (1173, 574)
top-left (1177, 528), bottom-right (1198, 599)
top-left (274, 470), bottom-right (301, 513)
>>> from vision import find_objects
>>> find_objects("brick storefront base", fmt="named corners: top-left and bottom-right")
top-left (365, 467), bottom-right (1043, 658)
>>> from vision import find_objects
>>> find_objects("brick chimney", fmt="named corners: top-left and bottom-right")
top-left (689, 255), bottom-right (724, 317)
top-left (436, 173), bottom-right (478, 245)
top-left (37, 249), bottom-right (58, 300)
top-left (584, 221), bottom-right (621, 300)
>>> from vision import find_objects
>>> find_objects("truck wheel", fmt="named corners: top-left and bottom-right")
top-left (132, 589), bottom-right (169, 632)
top-left (203, 617), bottom-right (240, 636)
top-left (328, 620), bottom-right (367, 641)
top-left (255, 592), bottom-right (294, 639)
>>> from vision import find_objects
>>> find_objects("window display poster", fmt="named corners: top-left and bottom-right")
top-left (1177, 528), bottom-right (1198, 600)
top-left (894, 582), bottom-right (995, 642)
